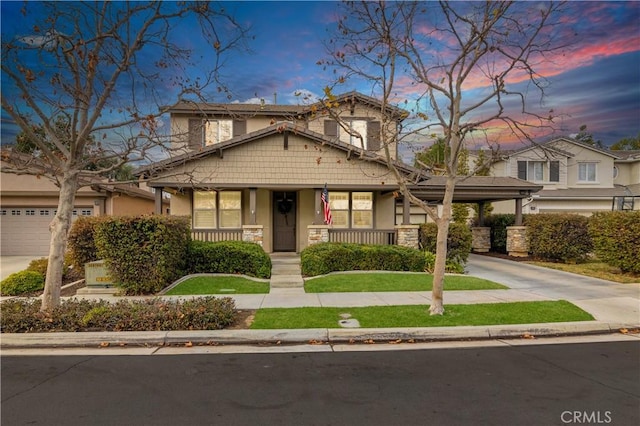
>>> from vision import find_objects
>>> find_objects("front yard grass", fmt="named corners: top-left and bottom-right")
top-left (250, 301), bottom-right (593, 329)
top-left (304, 272), bottom-right (506, 293)
top-left (526, 260), bottom-right (640, 284)
top-left (164, 276), bottom-right (269, 295)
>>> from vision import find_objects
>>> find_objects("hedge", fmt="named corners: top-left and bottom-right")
top-left (526, 214), bottom-right (593, 263)
top-left (94, 215), bottom-right (191, 295)
top-left (419, 222), bottom-right (472, 262)
top-left (67, 216), bottom-right (110, 271)
top-left (0, 270), bottom-right (45, 296)
top-left (589, 211), bottom-right (640, 274)
top-left (188, 240), bottom-right (271, 279)
top-left (301, 242), bottom-right (425, 276)
top-left (483, 214), bottom-right (516, 253)
top-left (1, 297), bottom-right (236, 333)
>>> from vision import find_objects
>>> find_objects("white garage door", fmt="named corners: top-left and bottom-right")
top-left (0, 208), bottom-right (92, 256)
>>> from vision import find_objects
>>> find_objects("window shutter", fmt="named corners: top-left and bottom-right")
top-left (188, 119), bottom-right (203, 149)
top-left (517, 161), bottom-right (527, 180)
top-left (367, 121), bottom-right (381, 151)
top-left (550, 161), bottom-right (560, 182)
top-left (324, 120), bottom-right (338, 137)
top-left (233, 120), bottom-right (246, 137)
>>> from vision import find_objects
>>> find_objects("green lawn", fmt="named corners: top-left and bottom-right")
top-left (304, 272), bottom-right (506, 293)
top-left (250, 301), bottom-right (593, 329)
top-left (164, 276), bottom-right (269, 295)
top-left (527, 260), bottom-right (640, 284)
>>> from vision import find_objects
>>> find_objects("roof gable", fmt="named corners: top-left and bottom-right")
top-left (508, 137), bottom-right (619, 159)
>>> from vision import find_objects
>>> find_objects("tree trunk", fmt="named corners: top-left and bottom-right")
top-left (429, 175), bottom-right (456, 316)
top-left (41, 169), bottom-right (79, 311)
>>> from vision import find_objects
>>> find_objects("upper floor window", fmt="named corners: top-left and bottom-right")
top-left (578, 162), bottom-right (597, 182)
top-left (328, 191), bottom-right (373, 228)
top-left (324, 120), bottom-right (381, 151)
top-left (193, 190), bottom-right (242, 229)
top-left (188, 119), bottom-right (246, 149)
top-left (517, 160), bottom-right (559, 182)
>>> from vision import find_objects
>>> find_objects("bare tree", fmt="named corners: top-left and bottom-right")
top-left (324, 1), bottom-right (568, 314)
top-left (1, 1), bottom-right (248, 311)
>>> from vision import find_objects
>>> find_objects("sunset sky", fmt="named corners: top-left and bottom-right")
top-left (1, 1), bottom-right (639, 155)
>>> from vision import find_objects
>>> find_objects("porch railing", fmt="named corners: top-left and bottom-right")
top-left (191, 229), bottom-right (243, 242)
top-left (328, 229), bottom-right (397, 245)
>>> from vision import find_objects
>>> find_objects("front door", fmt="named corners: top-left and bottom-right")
top-left (273, 191), bottom-right (297, 252)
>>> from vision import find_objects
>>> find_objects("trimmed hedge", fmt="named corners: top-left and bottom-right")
top-left (67, 216), bottom-right (109, 271)
top-left (94, 215), bottom-right (191, 295)
top-left (419, 222), bottom-right (472, 262)
top-left (188, 240), bottom-right (271, 279)
top-left (0, 270), bottom-right (45, 296)
top-left (589, 211), bottom-right (640, 274)
top-left (483, 214), bottom-right (516, 253)
top-left (0, 297), bottom-right (236, 333)
top-left (301, 242), bottom-right (425, 276)
top-left (526, 214), bottom-right (593, 263)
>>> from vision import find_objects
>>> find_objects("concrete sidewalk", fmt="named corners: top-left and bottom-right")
top-left (1, 254), bottom-right (638, 349)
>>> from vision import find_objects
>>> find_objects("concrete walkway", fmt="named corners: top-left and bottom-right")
top-left (1, 253), bottom-right (639, 349)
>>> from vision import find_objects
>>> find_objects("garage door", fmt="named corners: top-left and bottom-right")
top-left (0, 208), bottom-right (92, 256)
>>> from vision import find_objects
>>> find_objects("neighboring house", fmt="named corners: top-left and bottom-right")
top-left (136, 91), bottom-right (540, 253)
top-left (484, 138), bottom-right (640, 215)
top-left (0, 161), bottom-right (169, 256)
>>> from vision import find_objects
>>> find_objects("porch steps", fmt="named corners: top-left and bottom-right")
top-left (269, 253), bottom-right (304, 289)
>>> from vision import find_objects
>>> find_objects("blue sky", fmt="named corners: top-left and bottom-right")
top-left (1, 1), bottom-right (639, 152)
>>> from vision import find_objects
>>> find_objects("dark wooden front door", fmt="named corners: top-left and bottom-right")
top-left (273, 191), bottom-right (297, 252)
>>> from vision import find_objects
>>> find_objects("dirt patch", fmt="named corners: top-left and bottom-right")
top-left (228, 309), bottom-right (256, 329)
top-left (474, 252), bottom-right (533, 262)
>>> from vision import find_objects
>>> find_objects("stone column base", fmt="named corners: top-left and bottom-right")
top-left (242, 225), bottom-right (264, 247)
top-left (395, 225), bottom-right (419, 249)
top-left (506, 226), bottom-right (529, 257)
top-left (307, 225), bottom-right (330, 246)
top-left (471, 227), bottom-right (491, 253)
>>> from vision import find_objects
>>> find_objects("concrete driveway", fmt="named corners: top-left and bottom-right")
top-left (0, 256), bottom-right (42, 280)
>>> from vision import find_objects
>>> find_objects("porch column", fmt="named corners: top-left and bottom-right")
top-left (477, 201), bottom-right (486, 226)
top-left (515, 198), bottom-right (523, 226)
top-left (507, 226), bottom-right (529, 257)
top-left (249, 188), bottom-right (257, 225)
top-left (154, 187), bottom-right (164, 214)
top-left (307, 225), bottom-right (330, 246)
top-left (402, 196), bottom-right (411, 225)
top-left (471, 227), bottom-right (491, 253)
top-left (243, 225), bottom-right (264, 247)
top-left (314, 188), bottom-right (323, 224)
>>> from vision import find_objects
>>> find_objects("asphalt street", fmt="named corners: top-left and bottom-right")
top-left (2, 341), bottom-right (638, 426)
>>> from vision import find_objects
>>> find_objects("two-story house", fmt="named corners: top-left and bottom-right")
top-left (136, 91), bottom-right (541, 253)
top-left (487, 137), bottom-right (640, 215)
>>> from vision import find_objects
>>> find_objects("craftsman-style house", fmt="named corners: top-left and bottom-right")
top-left (136, 92), bottom-right (540, 253)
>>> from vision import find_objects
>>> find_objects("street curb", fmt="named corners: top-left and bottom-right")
top-left (1, 321), bottom-right (637, 349)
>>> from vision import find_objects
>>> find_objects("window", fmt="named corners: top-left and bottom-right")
top-left (0, 210), bottom-right (6, 215)
top-left (25, 210), bottom-right (35, 216)
top-left (528, 162), bottom-right (544, 181)
top-left (517, 160), bottom-right (560, 182)
top-left (328, 192), bottom-right (349, 227)
top-left (324, 120), bottom-right (381, 150)
top-left (351, 192), bottom-right (373, 228)
top-left (219, 191), bottom-right (242, 228)
top-left (39, 210), bottom-right (50, 216)
top-left (81, 210), bottom-right (92, 216)
top-left (205, 120), bottom-right (233, 146)
top-left (193, 190), bottom-right (242, 229)
top-left (578, 162), bottom-right (597, 182)
top-left (328, 191), bottom-right (373, 228)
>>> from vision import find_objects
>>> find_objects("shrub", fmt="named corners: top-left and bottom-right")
top-left (527, 214), bottom-right (593, 263)
top-left (423, 251), bottom-right (465, 274)
top-left (188, 240), bottom-right (271, 279)
top-left (419, 222), bottom-right (472, 262)
top-left (483, 214), bottom-right (516, 253)
top-left (0, 297), bottom-right (236, 333)
top-left (0, 270), bottom-right (45, 296)
top-left (26, 256), bottom-right (80, 282)
top-left (301, 242), bottom-right (425, 276)
top-left (589, 211), bottom-right (640, 274)
top-left (94, 215), bottom-right (191, 295)
top-left (67, 216), bottom-right (109, 271)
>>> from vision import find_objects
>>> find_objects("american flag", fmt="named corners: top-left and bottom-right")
top-left (321, 184), bottom-right (333, 225)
